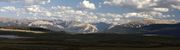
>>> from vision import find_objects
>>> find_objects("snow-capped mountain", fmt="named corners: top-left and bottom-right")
top-left (65, 22), bottom-right (98, 33)
top-left (120, 18), bottom-right (176, 28)
top-left (28, 20), bottom-right (65, 32)
top-left (106, 19), bottom-right (177, 34)
top-left (0, 17), bottom-right (99, 33)
top-left (29, 20), bottom-right (99, 33)
top-left (0, 17), bottom-right (179, 34)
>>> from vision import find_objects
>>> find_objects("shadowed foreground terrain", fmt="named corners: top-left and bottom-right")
top-left (0, 27), bottom-right (180, 50)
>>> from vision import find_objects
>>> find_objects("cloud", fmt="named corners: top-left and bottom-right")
top-left (45, 11), bottom-right (52, 17)
top-left (81, 0), bottom-right (96, 10)
top-left (102, 0), bottom-right (180, 22)
top-left (0, 4), bottom-right (175, 25)
top-left (103, 0), bottom-right (180, 10)
top-left (171, 5), bottom-right (180, 10)
top-left (26, 5), bottom-right (41, 13)
top-left (104, 0), bottom-right (158, 9)
top-left (24, 0), bottom-right (51, 5)
top-left (0, 6), bottom-right (16, 12)
top-left (0, 0), bottom-right (19, 2)
top-left (0, 0), bottom-right (51, 5)
top-left (152, 8), bottom-right (169, 12)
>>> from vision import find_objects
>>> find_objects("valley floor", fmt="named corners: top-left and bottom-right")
top-left (0, 28), bottom-right (180, 50)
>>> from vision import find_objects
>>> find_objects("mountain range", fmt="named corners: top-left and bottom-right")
top-left (0, 17), bottom-right (179, 36)
top-left (106, 19), bottom-right (179, 37)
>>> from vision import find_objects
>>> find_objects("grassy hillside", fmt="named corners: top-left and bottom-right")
top-left (0, 27), bottom-right (180, 50)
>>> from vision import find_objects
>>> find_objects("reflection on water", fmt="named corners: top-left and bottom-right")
top-left (0, 35), bottom-right (33, 39)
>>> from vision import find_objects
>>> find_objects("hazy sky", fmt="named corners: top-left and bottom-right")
top-left (0, 0), bottom-right (180, 23)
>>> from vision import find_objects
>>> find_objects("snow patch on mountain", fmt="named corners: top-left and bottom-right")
top-left (0, 17), bottom-right (178, 34)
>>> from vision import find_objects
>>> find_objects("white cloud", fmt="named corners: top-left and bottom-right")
top-left (0, 5), bottom-right (175, 25)
top-left (26, 5), bottom-right (41, 13)
top-left (0, 0), bottom-right (178, 23)
top-left (102, 0), bottom-right (180, 22)
top-left (0, 0), bottom-right (19, 2)
top-left (171, 5), bottom-right (180, 10)
top-left (152, 8), bottom-right (169, 12)
top-left (0, 6), bottom-right (16, 12)
top-left (24, 0), bottom-right (51, 5)
top-left (45, 12), bottom-right (52, 17)
top-left (104, 0), bottom-right (159, 9)
top-left (81, 0), bottom-right (96, 10)
top-left (0, 0), bottom-right (51, 5)
top-left (103, 0), bottom-right (180, 10)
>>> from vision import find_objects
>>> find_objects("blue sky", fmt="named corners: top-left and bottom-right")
top-left (0, 0), bottom-right (180, 24)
